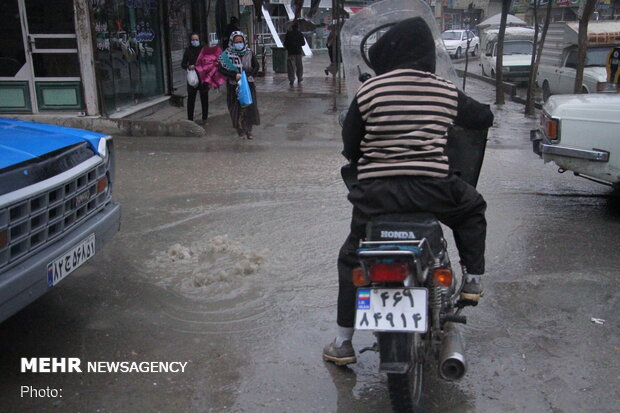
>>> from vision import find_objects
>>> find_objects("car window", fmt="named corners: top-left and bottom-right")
top-left (565, 50), bottom-right (578, 69)
top-left (442, 31), bottom-right (462, 40)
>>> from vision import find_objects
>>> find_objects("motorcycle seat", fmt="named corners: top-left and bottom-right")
top-left (365, 213), bottom-right (444, 257)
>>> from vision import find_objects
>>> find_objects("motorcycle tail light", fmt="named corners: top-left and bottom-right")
top-left (368, 262), bottom-right (410, 282)
top-left (352, 267), bottom-right (370, 287)
top-left (432, 268), bottom-right (453, 287)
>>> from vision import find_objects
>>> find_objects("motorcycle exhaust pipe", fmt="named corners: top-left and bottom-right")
top-left (439, 323), bottom-right (467, 381)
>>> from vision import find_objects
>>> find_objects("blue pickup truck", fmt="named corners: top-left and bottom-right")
top-left (0, 119), bottom-right (120, 322)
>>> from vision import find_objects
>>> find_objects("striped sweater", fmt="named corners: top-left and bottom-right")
top-left (354, 69), bottom-right (458, 180)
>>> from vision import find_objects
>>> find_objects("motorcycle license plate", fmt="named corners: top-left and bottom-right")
top-left (355, 288), bottom-right (428, 333)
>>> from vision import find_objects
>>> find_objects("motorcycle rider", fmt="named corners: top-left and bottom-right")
top-left (323, 17), bottom-right (494, 366)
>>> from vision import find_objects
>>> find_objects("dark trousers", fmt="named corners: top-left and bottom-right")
top-left (187, 83), bottom-right (209, 121)
top-left (337, 175), bottom-right (487, 327)
top-left (287, 54), bottom-right (303, 83)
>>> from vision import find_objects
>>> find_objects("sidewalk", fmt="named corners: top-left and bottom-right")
top-left (135, 52), bottom-right (344, 127)
top-left (1, 52), bottom-right (344, 137)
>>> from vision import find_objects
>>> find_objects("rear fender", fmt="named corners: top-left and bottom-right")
top-left (378, 332), bottom-right (416, 374)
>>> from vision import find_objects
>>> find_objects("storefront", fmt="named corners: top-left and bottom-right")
top-left (91, 0), bottom-right (165, 115)
top-left (0, 0), bottom-right (93, 114)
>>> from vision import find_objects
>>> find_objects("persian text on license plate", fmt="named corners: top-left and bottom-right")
top-left (47, 234), bottom-right (96, 288)
top-left (355, 288), bottom-right (428, 333)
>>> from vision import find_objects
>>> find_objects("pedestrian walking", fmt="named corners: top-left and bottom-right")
top-left (221, 16), bottom-right (239, 50)
top-left (181, 33), bottom-right (209, 123)
top-left (325, 25), bottom-right (339, 76)
top-left (284, 22), bottom-right (305, 86)
top-left (218, 31), bottom-right (260, 140)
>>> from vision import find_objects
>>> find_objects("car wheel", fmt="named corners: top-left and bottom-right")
top-left (481, 65), bottom-right (486, 76)
top-left (542, 81), bottom-right (551, 102)
top-left (491, 69), bottom-right (495, 79)
top-left (455, 47), bottom-right (461, 59)
top-left (472, 45), bottom-right (478, 56)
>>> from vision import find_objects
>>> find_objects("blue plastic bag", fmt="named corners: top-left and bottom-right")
top-left (237, 71), bottom-right (253, 107)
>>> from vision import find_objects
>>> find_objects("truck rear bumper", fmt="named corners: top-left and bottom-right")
top-left (531, 130), bottom-right (609, 161)
top-left (0, 201), bottom-right (120, 322)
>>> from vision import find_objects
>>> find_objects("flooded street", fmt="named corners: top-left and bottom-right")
top-left (1, 77), bottom-right (619, 412)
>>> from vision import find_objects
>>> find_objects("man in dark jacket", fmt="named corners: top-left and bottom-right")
top-left (322, 17), bottom-right (494, 366)
top-left (283, 22), bottom-right (305, 85)
top-left (222, 16), bottom-right (239, 50)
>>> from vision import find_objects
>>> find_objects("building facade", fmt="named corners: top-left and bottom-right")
top-left (0, 0), bottom-right (236, 117)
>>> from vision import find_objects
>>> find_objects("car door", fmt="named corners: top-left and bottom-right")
top-left (558, 50), bottom-right (578, 93)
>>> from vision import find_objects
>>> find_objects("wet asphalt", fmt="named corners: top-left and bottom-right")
top-left (0, 76), bottom-right (618, 413)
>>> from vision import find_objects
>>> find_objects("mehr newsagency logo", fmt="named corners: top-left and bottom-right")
top-left (21, 357), bottom-right (188, 373)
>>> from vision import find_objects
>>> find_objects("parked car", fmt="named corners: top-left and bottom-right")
top-left (536, 21), bottom-right (620, 101)
top-left (480, 39), bottom-right (534, 84)
top-left (0, 119), bottom-right (120, 322)
top-left (441, 30), bottom-right (479, 59)
top-left (531, 93), bottom-right (620, 187)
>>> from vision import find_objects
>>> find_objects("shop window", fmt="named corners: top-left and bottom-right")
top-left (25, 0), bottom-right (75, 34)
top-left (0, 0), bottom-right (26, 77)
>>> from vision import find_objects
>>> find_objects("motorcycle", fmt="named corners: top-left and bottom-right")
top-left (338, 1), bottom-right (488, 411)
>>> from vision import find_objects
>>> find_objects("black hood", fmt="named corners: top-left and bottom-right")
top-left (368, 17), bottom-right (436, 75)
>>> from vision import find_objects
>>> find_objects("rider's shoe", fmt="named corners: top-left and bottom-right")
top-left (460, 274), bottom-right (483, 302)
top-left (323, 340), bottom-right (356, 366)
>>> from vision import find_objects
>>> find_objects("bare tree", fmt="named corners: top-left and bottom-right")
top-left (525, 0), bottom-right (540, 115)
top-left (525, 0), bottom-right (553, 113)
top-left (495, 0), bottom-right (511, 104)
top-left (574, 0), bottom-right (597, 93)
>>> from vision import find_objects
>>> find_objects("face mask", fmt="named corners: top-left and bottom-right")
top-left (191, 40), bottom-right (199, 47)
top-left (233, 42), bottom-right (245, 50)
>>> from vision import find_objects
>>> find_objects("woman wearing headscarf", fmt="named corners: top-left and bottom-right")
top-left (218, 31), bottom-right (260, 140)
top-left (181, 33), bottom-right (209, 123)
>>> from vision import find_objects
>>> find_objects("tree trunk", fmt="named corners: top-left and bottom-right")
top-left (525, 1), bottom-right (540, 115)
top-left (532, 0), bottom-right (553, 103)
top-left (495, 0), bottom-right (511, 104)
top-left (574, 0), bottom-right (598, 93)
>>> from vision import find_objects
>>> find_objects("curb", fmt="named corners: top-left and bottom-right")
top-left (456, 69), bottom-right (542, 109)
top-left (1, 114), bottom-right (206, 138)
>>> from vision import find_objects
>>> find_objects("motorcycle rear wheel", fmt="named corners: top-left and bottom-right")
top-left (387, 359), bottom-right (424, 413)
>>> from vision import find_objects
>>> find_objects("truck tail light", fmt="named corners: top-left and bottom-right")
top-left (540, 113), bottom-right (559, 141)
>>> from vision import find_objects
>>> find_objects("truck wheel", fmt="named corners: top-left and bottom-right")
top-left (455, 47), bottom-right (462, 59)
top-left (471, 45), bottom-right (478, 56)
top-left (542, 81), bottom-right (551, 102)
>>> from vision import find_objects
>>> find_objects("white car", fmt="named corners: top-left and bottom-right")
top-left (480, 39), bottom-right (533, 84)
top-left (441, 30), bottom-right (479, 59)
top-left (531, 93), bottom-right (620, 187)
top-left (537, 46), bottom-right (612, 101)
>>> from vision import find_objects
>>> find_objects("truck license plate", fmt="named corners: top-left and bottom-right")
top-left (355, 288), bottom-right (428, 333)
top-left (47, 234), bottom-right (96, 288)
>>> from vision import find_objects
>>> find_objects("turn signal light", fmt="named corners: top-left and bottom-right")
top-left (433, 268), bottom-right (453, 287)
top-left (352, 267), bottom-right (369, 287)
top-left (368, 262), bottom-right (410, 282)
top-left (540, 114), bottom-right (559, 140)
top-left (96, 176), bottom-right (108, 194)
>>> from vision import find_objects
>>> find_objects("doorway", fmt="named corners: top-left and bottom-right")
top-left (0, 0), bottom-right (84, 113)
